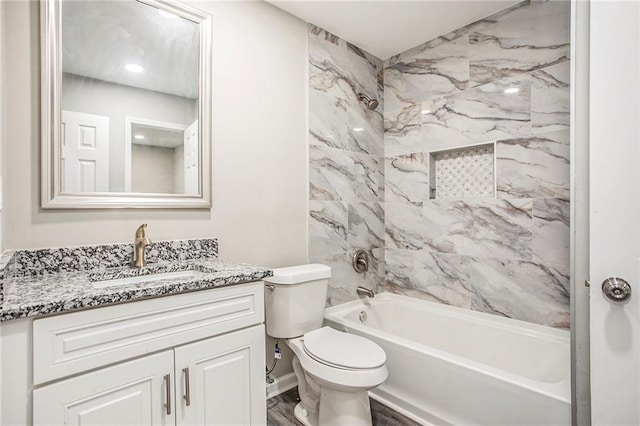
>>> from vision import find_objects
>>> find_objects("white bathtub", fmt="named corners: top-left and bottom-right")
top-left (324, 293), bottom-right (570, 426)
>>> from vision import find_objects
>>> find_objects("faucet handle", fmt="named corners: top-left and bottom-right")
top-left (135, 223), bottom-right (148, 238)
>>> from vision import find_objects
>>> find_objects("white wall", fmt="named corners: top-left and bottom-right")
top-left (62, 73), bottom-right (197, 192)
top-left (131, 144), bottom-right (176, 194)
top-left (0, 0), bottom-right (5, 420)
top-left (2, 0), bottom-right (309, 270)
top-left (173, 146), bottom-right (184, 193)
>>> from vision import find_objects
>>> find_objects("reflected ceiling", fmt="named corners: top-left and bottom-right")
top-left (62, 0), bottom-right (199, 98)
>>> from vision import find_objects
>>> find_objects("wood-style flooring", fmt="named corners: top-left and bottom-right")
top-left (267, 387), bottom-right (421, 426)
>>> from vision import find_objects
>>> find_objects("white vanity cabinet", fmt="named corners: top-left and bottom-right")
top-left (33, 325), bottom-right (265, 426)
top-left (2, 281), bottom-right (267, 426)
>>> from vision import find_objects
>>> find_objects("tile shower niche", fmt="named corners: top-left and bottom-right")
top-left (429, 143), bottom-right (495, 199)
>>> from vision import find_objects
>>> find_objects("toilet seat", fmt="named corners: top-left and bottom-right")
top-left (286, 331), bottom-right (388, 391)
top-left (303, 327), bottom-right (386, 370)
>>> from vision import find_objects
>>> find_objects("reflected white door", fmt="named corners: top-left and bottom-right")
top-left (589, 1), bottom-right (640, 424)
top-left (61, 110), bottom-right (109, 192)
top-left (183, 120), bottom-right (198, 195)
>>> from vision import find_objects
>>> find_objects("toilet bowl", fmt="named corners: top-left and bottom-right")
top-left (285, 327), bottom-right (387, 426)
top-left (264, 264), bottom-right (388, 426)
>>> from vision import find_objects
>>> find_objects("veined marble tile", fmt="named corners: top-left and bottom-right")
top-left (532, 61), bottom-right (570, 134)
top-left (347, 42), bottom-right (384, 90)
top-left (413, 252), bottom-right (473, 307)
top-left (385, 153), bottom-right (430, 204)
top-left (496, 129), bottom-right (570, 200)
top-left (309, 201), bottom-right (348, 257)
top-left (378, 155), bottom-right (385, 200)
top-left (384, 249), bottom-right (419, 288)
top-left (384, 4), bottom-right (509, 69)
top-left (384, 36), bottom-right (469, 112)
top-left (384, 250), bottom-right (472, 308)
top-left (309, 26), bottom-right (378, 91)
top-left (309, 145), bottom-right (380, 202)
top-left (309, 30), bottom-right (383, 157)
top-left (311, 252), bottom-right (381, 307)
top-left (384, 104), bottom-right (424, 157)
top-left (423, 198), bottom-right (533, 259)
top-left (469, 1), bottom-right (570, 86)
top-left (385, 202), bottom-right (425, 250)
top-left (421, 97), bottom-right (464, 151)
top-left (308, 24), bottom-right (344, 48)
top-left (533, 198), bottom-right (570, 267)
top-left (348, 202), bottom-right (385, 251)
top-left (456, 76), bottom-right (532, 144)
top-left (468, 256), bottom-right (570, 328)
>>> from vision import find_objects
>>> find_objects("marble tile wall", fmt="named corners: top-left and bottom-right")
top-left (383, 1), bottom-right (571, 328)
top-left (308, 25), bottom-right (385, 306)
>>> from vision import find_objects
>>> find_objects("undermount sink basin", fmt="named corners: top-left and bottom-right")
top-left (91, 270), bottom-right (204, 289)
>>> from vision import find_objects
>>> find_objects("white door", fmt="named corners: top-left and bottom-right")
top-left (183, 120), bottom-right (199, 195)
top-left (174, 325), bottom-right (266, 426)
top-left (61, 110), bottom-right (109, 192)
top-left (589, 1), bottom-right (640, 424)
top-left (33, 350), bottom-right (175, 426)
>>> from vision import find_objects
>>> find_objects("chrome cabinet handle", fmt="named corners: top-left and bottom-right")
top-left (164, 373), bottom-right (172, 415)
top-left (183, 367), bottom-right (191, 407)
top-left (602, 277), bottom-right (632, 302)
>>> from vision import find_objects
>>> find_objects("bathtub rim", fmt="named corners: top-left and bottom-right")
top-left (324, 292), bottom-right (570, 404)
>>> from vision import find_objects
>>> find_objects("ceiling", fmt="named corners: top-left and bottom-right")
top-left (266, 0), bottom-right (521, 59)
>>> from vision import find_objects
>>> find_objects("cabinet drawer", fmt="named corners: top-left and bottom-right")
top-left (33, 281), bottom-right (264, 385)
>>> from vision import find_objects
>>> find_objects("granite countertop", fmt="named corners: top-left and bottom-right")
top-left (0, 239), bottom-right (273, 322)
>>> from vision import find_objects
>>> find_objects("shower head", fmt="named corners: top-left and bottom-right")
top-left (357, 92), bottom-right (379, 110)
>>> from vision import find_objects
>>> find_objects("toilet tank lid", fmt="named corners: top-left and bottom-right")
top-left (264, 264), bottom-right (331, 285)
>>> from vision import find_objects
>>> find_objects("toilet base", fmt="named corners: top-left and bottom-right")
top-left (294, 401), bottom-right (319, 426)
top-left (318, 387), bottom-right (372, 426)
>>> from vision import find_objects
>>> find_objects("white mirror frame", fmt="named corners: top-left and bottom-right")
top-left (41, 0), bottom-right (212, 209)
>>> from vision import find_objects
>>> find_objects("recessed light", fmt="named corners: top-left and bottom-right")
top-left (125, 64), bottom-right (144, 73)
top-left (134, 134), bottom-right (145, 140)
top-left (421, 109), bottom-right (431, 115)
top-left (159, 9), bottom-right (178, 19)
top-left (353, 127), bottom-right (364, 132)
top-left (504, 87), bottom-right (520, 94)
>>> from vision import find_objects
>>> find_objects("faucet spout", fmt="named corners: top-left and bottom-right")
top-left (133, 224), bottom-right (151, 268)
top-left (356, 286), bottom-right (375, 298)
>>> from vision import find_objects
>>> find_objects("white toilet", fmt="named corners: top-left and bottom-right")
top-left (264, 264), bottom-right (387, 426)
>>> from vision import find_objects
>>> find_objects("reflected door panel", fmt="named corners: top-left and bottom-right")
top-left (184, 120), bottom-right (198, 196)
top-left (61, 110), bottom-right (109, 193)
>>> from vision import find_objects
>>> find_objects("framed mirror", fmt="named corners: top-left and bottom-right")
top-left (41, 0), bottom-right (212, 209)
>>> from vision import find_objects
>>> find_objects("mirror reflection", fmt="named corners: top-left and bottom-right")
top-left (60, 0), bottom-right (200, 195)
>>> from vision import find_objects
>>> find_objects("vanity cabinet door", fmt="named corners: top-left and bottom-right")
top-left (33, 350), bottom-right (175, 426)
top-left (174, 325), bottom-right (266, 425)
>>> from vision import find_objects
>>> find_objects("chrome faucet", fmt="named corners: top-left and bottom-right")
top-left (133, 224), bottom-right (151, 268)
top-left (356, 286), bottom-right (375, 298)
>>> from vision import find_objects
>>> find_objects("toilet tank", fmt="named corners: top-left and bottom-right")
top-left (264, 264), bottom-right (331, 338)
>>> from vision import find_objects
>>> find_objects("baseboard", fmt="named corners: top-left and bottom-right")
top-left (266, 372), bottom-right (297, 399)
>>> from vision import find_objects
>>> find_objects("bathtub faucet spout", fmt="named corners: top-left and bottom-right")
top-left (356, 286), bottom-right (375, 298)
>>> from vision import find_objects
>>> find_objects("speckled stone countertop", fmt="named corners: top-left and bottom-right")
top-left (0, 239), bottom-right (272, 322)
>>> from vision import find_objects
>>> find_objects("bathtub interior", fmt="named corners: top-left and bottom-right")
top-left (326, 294), bottom-right (570, 385)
